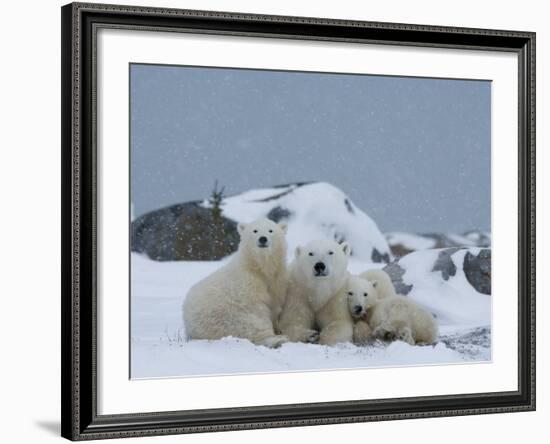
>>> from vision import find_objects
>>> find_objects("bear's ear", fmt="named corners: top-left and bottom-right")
top-left (278, 222), bottom-right (288, 234)
top-left (341, 242), bottom-right (351, 256)
top-left (295, 246), bottom-right (301, 258)
top-left (237, 223), bottom-right (247, 235)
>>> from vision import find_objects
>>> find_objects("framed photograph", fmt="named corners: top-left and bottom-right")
top-left (61, 2), bottom-right (536, 440)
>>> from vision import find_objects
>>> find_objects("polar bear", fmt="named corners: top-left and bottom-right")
top-left (359, 268), bottom-right (398, 299)
top-left (278, 239), bottom-right (351, 344)
top-left (315, 275), bottom-right (357, 346)
top-left (183, 218), bottom-right (289, 348)
top-left (347, 276), bottom-right (438, 345)
top-left (344, 275), bottom-right (377, 345)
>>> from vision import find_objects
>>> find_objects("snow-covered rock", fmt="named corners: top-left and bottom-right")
top-left (205, 182), bottom-right (391, 262)
top-left (385, 231), bottom-right (491, 258)
top-left (382, 247), bottom-right (491, 327)
top-left (132, 182), bottom-right (392, 263)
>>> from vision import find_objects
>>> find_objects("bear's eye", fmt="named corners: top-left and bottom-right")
top-left (253, 230), bottom-right (258, 233)
top-left (364, 293), bottom-right (368, 297)
top-left (328, 251), bottom-right (334, 255)
top-left (347, 291), bottom-right (353, 296)
top-left (269, 229), bottom-right (273, 233)
top-left (308, 252), bottom-right (314, 256)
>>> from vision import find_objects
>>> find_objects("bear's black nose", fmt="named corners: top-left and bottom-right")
top-left (258, 236), bottom-right (268, 244)
top-left (353, 305), bottom-right (362, 315)
top-left (314, 262), bottom-right (326, 272)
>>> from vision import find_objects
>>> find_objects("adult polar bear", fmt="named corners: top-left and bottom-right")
top-left (183, 219), bottom-right (289, 348)
top-left (279, 239), bottom-right (352, 344)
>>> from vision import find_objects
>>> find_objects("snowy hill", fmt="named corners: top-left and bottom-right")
top-left (132, 182), bottom-right (392, 263)
top-left (201, 182), bottom-right (391, 262)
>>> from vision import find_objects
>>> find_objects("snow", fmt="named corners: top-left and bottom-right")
top-left (131, 248), bottom-right (491, 379)
top-left (200, 182), bottom-right (391, 262)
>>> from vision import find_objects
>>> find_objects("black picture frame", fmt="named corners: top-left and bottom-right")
top-left (61, 2), bottom-right (536, 440)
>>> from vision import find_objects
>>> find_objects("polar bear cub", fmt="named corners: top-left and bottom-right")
top-left (315, 274), bottom-right (356, 346)
top-left (349, 269), bottom-right (397, 344)
top-left (359, 269), bottom-right (398, 299)
top-left (347, 273), bottom-right (438, 345)
top-left (279, 239), bottom-right (351, 344)
top-left (344, 276), bottom-right (377, 345)
top-left (183, 218), bottom-right (289, 348)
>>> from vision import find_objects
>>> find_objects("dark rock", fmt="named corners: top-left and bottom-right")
top-left (462, 230), bottom-right (491, 248)
top-left (344, 198), bottom-right (354, 214)
top-left (383, 261), bottom-right (413, 295)
top-left (439, 326), bottom-right (491, 360)
top-left (272, 181), bottom-right (313, 189)
top-left (251, 182), bottom-right (310, 202)
top-left (131, 202), bottom-right (239, 261)
top-left (431, 247), bottom-right (461, 281)
top-left (463, 249), bottom-right (491, 295)
top-left (388, 244), bottom-right (415, 259)
top-left (371, 248), bottom-right (390, 264)
top-left (266, 206), bottom-right (292, 223)
top-left (421, 233), bottom-right (461, 249)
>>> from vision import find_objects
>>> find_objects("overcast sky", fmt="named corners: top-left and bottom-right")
top-left (130, 64), bottom-right (490, 233)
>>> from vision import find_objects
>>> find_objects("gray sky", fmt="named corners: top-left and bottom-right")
top-left (130, 64), bottom-right (490, 233)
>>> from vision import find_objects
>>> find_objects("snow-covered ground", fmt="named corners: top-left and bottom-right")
top-left (131, 249), bottom-right (491, 379)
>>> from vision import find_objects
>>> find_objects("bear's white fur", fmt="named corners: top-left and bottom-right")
top-left (359, 269), bottom-right (398, 299)
top-left (315, 279), bottom-right (355, 346)
top-left (352, 320), bottom-right (373, 345)
top-left (183, 218), bottom-right (289, 348)
top-left (278, 239), bottom-right (351, 344)
top-left (344, 275), bottom-right (377, 344)
top-left (350, 269), bottom-right (397, 345)
top-left (347, 275), bottom-right (438, 345)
